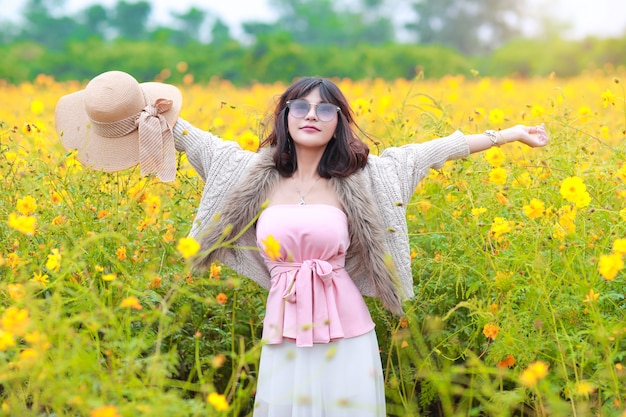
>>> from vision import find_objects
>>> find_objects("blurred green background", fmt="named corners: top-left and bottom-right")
top-left (1, 0), bottom-right (625, 84)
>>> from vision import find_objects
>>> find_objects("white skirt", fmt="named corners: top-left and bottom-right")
top-left (253, 329), bottom-right (385, 417)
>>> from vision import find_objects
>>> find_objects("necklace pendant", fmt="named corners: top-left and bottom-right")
top-left (299, 197), bottom-right (306, 205)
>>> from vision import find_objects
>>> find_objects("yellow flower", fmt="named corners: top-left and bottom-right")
top-left (19, 348), bottom-right (38, 368)
top-left (207, 392), bottom-right (230, 412)
top-left (489, 217), bottom-right (512, 241)
top-left (583, 288), bottom-right (600, 304)
top-left (46, 248), bottom-right (62, 272)
top-left (488, 108), bottom-right (505, 125)
top-left (90, 405), bottom-right (122, 417)
top-left (51, 215), bottom-right (68, 226)
top-left (16, 195), bottom-right (37, 216)
top-left (143, 193), bottom-right (161, 217)
top-left (6, 253), bottom-right (21, 269)
top-left (127, 178), bottom-right (148, 200)
top-left (621, 208), bottom-right (626, 222)
top-left (30, 99), bottom-right (44, 115)
top-left (7, 213), bottom-right (37, 235)
top-left (557, 205), bottom-right (577, 234)
top-left (519, 361), bottom-right (549, 388)
top-left (530, 104), bottom-right (545, 117)
top-left (1, 307), bottom-right (30, 336)
top-left (0, 330), bottom-right (15, 351)
top-left (102, 273), bottom-right (116, 282)
top-left (137, 217), bottom-right (156, 231)
top-left (471, 207), bottom-right (487, 217)
top-left (489, 167), bottom-right (508, 185)
top-left (482, 323), bottom-right (499, 340)
top-left (484, 146), bottom-right (506, 168)
top-left (574, 380), bottom-right (595, 396)
top-left (552, 225), bottom-right (566, 242)
top-left (237, 131), bottom-right (260, 151)
top-left (598, 252), bottom-right (623, 281)
top-left (31, 271), bottom-right (49, 286)
top-left (601, 88), bottom-right (616, 108)
top-left (261, 235), bottom-right (281, 261)
top-left (177, 237), bottom-right (200, 259)
top-left (24, 331), bottom-right (51, 351)
top-left (163, 228), bottom-right (175, 243)
top-left (612, 238), bottom-right (626, 256)
top-left (120, 296), bottom-right (142, 310)
top-left (559, 176), bottom-right (590, 208)
top-left (523, 198), bottom-right (545, 219)
top-left (8, 284), bottom-right (26, 301)
top-left (577, 106), bottom-right (593, 118)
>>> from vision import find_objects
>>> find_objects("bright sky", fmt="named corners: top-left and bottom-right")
top-left (3, 0), bottom-right (626, 40)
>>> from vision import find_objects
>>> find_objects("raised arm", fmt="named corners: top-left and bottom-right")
top-left (466, 124), bottom-right (549, 154)
top-left (173, 118), bottom-right (252, 182)
top-left (373, 124), bottom-right (549, 204)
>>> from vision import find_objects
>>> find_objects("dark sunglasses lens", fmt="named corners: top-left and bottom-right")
top-left (317, 104), bottom-right (337, 121)
top-left (289, 100), bottom-right (309, 117)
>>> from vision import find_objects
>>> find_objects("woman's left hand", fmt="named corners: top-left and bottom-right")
top-left (500, 124), bottom-right (549, 148)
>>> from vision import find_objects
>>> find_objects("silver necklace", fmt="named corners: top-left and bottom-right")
top-left (293, 176), bottom-right (322, 205)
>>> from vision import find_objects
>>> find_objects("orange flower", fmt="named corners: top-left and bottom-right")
top-left (210, 263), bottom-right (222, 278)
top-left (482, 323), bottom-right (499, 340)
top-left (216, 293), bottom-right (228, 305)
top-left (116, 246), bottom-right (127, 261)
top-left (497, 354), bottom-right (516, 368)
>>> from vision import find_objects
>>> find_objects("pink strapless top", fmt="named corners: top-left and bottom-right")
top-left (256, 205), bottom-right (374, 347)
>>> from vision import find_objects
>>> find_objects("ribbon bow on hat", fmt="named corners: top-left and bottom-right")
top-left (54, 70), bottom-right (183, 182)
top-left (137, 98), bottom-right (176, 182)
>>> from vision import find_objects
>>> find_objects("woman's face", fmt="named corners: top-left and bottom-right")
top-left (287, 87), bottom-right (339, 151)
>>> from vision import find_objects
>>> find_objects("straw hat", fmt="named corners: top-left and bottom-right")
top-left (55, 70), bottom-right (182, 182)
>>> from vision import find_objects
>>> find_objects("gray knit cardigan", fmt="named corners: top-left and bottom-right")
top-left (173, 118), bottom-right (469, 305)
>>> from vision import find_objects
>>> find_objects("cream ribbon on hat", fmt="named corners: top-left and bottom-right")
top-left (90, 95), bottom-right (176, 182)
top-left (136, 98), bottom-right (176, 182)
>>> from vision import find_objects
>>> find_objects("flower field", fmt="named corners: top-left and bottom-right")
top-left (1, 69), bottom-right (625, 416)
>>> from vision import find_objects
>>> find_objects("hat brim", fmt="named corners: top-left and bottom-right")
top-left (55, 82), bottom-right (182, 173)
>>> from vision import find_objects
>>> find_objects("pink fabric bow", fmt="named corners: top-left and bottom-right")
top-left (136, 98), bottom-right (176, 182)
top-left (265, 258), bottom-right (345, 347)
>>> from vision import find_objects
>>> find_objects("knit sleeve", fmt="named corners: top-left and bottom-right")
top-left (172, 118), bottom-right (246, 182)
top-left (378, 130), bottom-right (469, 203)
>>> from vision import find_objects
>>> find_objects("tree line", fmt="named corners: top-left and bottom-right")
top-left (0, 0), bottom-right (624, 84)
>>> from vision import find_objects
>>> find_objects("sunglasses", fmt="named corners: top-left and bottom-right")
top-left (286, 99), bottom-right (340, 122)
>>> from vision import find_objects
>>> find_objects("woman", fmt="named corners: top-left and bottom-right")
top-left (56, 72), bottom-right (549, 416)
top-left (174, 78), bottom-right (548, 416)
